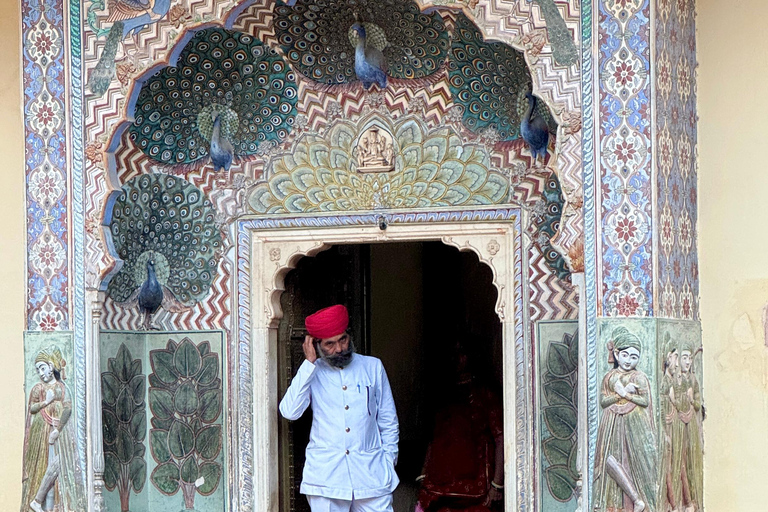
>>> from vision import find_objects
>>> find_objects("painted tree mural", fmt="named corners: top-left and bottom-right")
top-left (102, 344), bottom-right (147, 512)
top-left (541, 330), bottom-right (579, 502)
top-left (148, 338), bottom-right (223, 510)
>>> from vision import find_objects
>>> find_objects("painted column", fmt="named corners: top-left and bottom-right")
top-left (585, 1), bottom-right (702, 511)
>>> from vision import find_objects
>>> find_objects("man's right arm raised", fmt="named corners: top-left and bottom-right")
top-left (279, 359), bottom-right (316, 420)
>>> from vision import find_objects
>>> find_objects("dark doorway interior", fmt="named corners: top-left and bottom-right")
top-left (277, 242), bottom-right (502, 512)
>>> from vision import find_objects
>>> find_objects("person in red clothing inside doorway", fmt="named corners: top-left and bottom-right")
top-left (280, 304), bottom-right (400, 512)
top-left (415, 341), bottom-right (504, 512)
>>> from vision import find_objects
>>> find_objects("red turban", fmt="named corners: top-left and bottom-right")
top-left (305, 305), bottom-right (349, 339)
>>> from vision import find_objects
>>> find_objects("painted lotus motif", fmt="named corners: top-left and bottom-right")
top-left (249, 116), bottom-right (509, 213)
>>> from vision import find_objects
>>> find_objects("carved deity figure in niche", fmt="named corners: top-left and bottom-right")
top-left (21, 348), bottom-right (81, 512)
top-left (593, 327), bottom-right (658, 512)
top-left (660, 338), bottom-right (703, 512)
top-left (356, 126), bottom-right (395, 173)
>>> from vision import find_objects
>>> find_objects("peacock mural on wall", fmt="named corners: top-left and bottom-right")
top-left (105, 173), bottom-right (223, 329)
top-left (129, 27), bottom-right (298, 171)
top-left (86, 0), bottom-right (172, 97)
top-left (447, 13), bottom-right (557, 148)
top-left (273, 0), bottom-right (451, 88)
top-left (535, 173), bottom-right (570, 280)
top-left (102, 2), bottom-right (572, 326)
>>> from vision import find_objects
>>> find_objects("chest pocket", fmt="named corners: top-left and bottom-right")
top-left (348, 376), bottom-right (381, 449)
top-left (347, 379), bottom-right (375, 415)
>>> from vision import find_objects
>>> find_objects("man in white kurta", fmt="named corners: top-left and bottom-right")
top-left (279, 304), bottom-right (400, 512)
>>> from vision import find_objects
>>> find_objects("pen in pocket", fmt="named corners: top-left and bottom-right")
top-left (366, 386), bottom-right (371, 416)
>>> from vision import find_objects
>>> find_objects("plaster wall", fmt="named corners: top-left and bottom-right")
top-left (698, 0), bottom-right (768, 509)
top-left (0, 0), bottom-right (25, 509)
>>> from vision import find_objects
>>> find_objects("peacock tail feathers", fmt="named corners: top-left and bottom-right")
top-left (106, 173), bottom-right (222, 306)
top-left (129, 27), bottom-right (298, 167)
top-left (274, 0), bottom-right (450, 85)
top-left (448, 13), bottom-right (556, 141)
top-left (88, 21), bottom-right (124, 97)
top-left (248, 117), bottom-right (508, 213)
top-left (536, 173), bottom-right (570, 279)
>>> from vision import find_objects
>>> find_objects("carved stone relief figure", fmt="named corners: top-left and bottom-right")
top-left (593, 327), bottom-right (658, 512)
top-left (356, 126), bottom-right (395, 173)
top-left (660, 336), bottom-right (703, 512)
top-left (21, 348), bottom-right (81, 512)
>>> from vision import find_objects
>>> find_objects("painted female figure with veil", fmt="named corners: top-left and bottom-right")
top-left (593, 327), bottom-right (658, 512)
top-left (21, 348), bottom-right (82, 512)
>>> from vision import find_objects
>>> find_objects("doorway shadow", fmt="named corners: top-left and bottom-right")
top-left (277, 242), bottom-right (503, 512)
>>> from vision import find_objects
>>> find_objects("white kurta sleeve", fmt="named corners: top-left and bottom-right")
top-left (279, 359), bottom-right (316, 421)
top-left (376, 361), bottom-right (399, 465)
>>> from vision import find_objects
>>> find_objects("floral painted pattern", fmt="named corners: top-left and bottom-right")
top-left (599, 0), bottom-right (654, 316)
top-left (656, 0), bottom-right (699, 319)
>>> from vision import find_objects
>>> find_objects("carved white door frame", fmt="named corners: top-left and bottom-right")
top-left (234, 208), bottom-right (532, 512)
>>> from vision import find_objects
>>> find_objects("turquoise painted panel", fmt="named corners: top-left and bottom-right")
top-left (536, 320), bottom-right (579, 511)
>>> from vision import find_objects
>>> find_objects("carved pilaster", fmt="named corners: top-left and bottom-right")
top-left (86, 290), bottom-right (106, 512)
top-left (571, 273), bottom-right (588, 512)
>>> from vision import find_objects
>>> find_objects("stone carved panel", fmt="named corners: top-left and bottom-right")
top-left (355, 126), bottom-right (396, 173)
top-left (22, 332), bottom-right (87, 512)
top-left (593, 318), bottom-right (704, 512)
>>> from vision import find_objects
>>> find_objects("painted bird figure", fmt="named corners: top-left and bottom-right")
top-left (521, 92), bottom-right (550, 167)
top-left (137, 259), bottom-right (164, 330)
top-left (106, 174), bottom-right (222, 331)
top-left (129, 28), bottom-right (297, 171)
top-left (88, 0), bottom-right (171, 96)
top-left (274, 0), bottom-right (449, 88)
top-left (209, 113), bottom-right (235, 172)
top-left (351, 23), bottom-right (387, 89)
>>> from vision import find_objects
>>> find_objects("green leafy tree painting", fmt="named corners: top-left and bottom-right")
top-left (102, 344), bottom-right (147, 512)
top-left (148, 338), bottom-right (223, 511)
top-left (541, 330), bottom-right (579, 502)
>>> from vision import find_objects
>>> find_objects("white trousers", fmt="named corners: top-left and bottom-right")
top-left (307, 493), bottom-right (394, 512)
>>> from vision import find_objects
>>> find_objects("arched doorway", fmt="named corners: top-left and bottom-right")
top-left (276, 242), bottom-right (503, 512)
top-left (235, 210), bottom-right (527, 512)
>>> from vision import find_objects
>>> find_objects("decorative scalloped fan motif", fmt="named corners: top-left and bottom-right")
top-left (248, 117), bottom-right (509, 213)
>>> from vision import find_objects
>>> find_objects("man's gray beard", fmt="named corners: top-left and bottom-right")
top-left (321, 340), bottom-right (356, 368)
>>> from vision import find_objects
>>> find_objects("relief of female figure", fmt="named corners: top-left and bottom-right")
top-left (593, 327), bottom-right (658, 512)
top-left (662, 343), bottom-right (704, 512)
top-left (21, 349), bottom-right (82, 512)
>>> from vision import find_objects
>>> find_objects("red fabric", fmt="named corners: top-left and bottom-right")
top-left (418, 385), bottom-right (503, 512)
top-left (305, 304), bottom-right (349, 339)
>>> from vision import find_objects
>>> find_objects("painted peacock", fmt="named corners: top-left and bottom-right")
top-left (273, 0), bottom-right (450, 88)
top-left (106, 173), bottom-right (222, 329)
top-left (129, 27), bottom-right (298, 171)
top-left (448, 13), bottom-right (557, 148)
